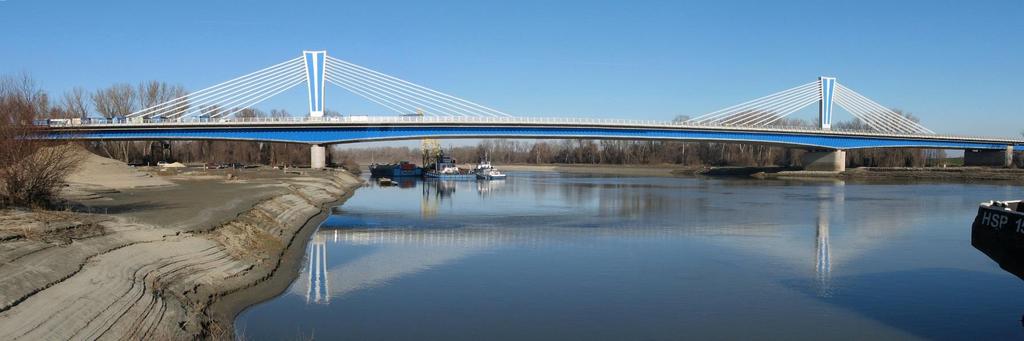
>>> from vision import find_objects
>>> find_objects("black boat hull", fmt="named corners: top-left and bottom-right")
top-left (972, 204), bottom-right (1024, 280)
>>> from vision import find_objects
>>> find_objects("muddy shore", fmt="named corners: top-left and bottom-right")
top-left (0, 151), bottom-right (362, 339)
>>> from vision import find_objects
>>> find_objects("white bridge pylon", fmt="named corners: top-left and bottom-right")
top-left (127, 51), bottom-right (513, 120)
top-left (687, 77), bottom-right (934, 134)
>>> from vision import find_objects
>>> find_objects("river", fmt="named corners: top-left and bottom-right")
top-left (236, 171), bottom-right (1024, 340)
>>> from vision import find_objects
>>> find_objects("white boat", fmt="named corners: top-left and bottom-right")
top-left (473, 161), bottom-right (494, 173)
top-left (477, 169), bottom-right (507, 180)
top-left (473, 159), bottom-right (507, 180)
top-left (424, 151), bottom-right (476, 180)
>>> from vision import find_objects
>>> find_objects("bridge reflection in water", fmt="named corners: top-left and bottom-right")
top-left (298, 176), bottom-right (924, 305)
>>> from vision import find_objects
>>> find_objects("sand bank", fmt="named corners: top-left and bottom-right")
top-left (0, 151), bottom-right (362, 339)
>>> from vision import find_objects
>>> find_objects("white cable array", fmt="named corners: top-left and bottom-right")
top-left (833, 84), bottom-right (934, 134)
top-left (198, 69), bottom-right (306, 118)
top-left (689, 81), bottom-right (821, 126)
top-left (130, 59), bottom-right (298, 118)
top-left (324, 72), bottom-right (422, 115)
top-left (128, 57), bottom-right (305, 119)
top-left (833, 92), bottom-right (899, 132)
top-left (719, 86), bottom-right (821, 125)
top-left (218, 77), bottom-right (306, 118)
top-left (175, 65), bottom-right (305, 120)
top-left (326, 67), bottom-right (473, 117)
top-left (202, 69), bottom-right (306, 116)
top-left (687, 79), bottom-right (935, 134)
top-left (325, 68), bottom-right (460, 117)
top-left (324, 56), bottom-right (512, 118)
top-left (746, 95), bottom-right (822, 126)
top-left (688, 81), bottom-right (820, 124)
top-left (837, 94), bottom-right (919, 133)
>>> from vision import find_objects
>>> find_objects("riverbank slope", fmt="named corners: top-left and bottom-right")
top-left (0, 150), bottom-right (362, 339)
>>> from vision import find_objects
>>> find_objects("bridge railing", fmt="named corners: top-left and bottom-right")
top-left (35, 115), bottom-right (1023, 143)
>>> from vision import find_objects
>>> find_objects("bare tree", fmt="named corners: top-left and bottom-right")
top-left (235, 108), bottom-right (266, 119)
top-left (92, 84), bottom-right (137, 118)
top-left (62, 87), bottom-right (89, 119)
top-left (136, 81), bottom-right (186, 118)
top-left (269, 109), bottom-right (291, 118)
top-left (0, 73), bottom-right (84, 207)
top-left (92, 84), bottom-right (137, 160)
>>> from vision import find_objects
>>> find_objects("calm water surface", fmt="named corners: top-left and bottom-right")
top-left (237, 172), bottom-right (1024, 340)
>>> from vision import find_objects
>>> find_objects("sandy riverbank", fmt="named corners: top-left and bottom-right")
top-left (0, 150), bottom-right (362, 339)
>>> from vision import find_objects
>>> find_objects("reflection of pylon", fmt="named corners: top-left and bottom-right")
top-left (419, 107), bottom-right (441, 218)
top-left (814, 188), bottom-right (832, 297)
top-left (418, 107), bottom-right (441, 166)
top-left (306, 232), bottom-right (330, 304)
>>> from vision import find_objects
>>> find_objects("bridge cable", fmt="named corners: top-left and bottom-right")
top-left (137, 60), bottom-right (305, 119)
top-left (323, 72), bottom-right (433, 116)
top-left (745, 94), bottom-right (824, 127)
top-left (326, 58), bottom-right (503, 118)
top-left (325, 56), bottom-right (513, 118)
top-left (326, 64), bottom-right (479, 117)
top-left (184, 68), bottom-right (306, 119)
top-left (128, 57), bottom-right (303, 119)
top-left (731, 87), bottom-right (823, 126)
top-left (833, 88), bottom-right (917, 133)
top-left (687, 81), bottom-right (819, 124)
top-left (832, 92), bottom-right (906, 132)
top-left (324, 68), bottom-right (473, 117)
top-left (834, 84), bottom-right (933, 134)
top-left (718, 86), bottom-right (822, 126)
top-left (326, 59), bottom-right (489, 117)
top-left (130, 57), bottom-right (301, 118)
top-left (323, 73), bottom-right (422, 115)
top-left (202, 70), bottom-right (307, 118)
top-left (689, 82), bottom-right (819, 125)
top-left (716, 85), bottom-right (821, 125)
top-left (216, 76), bottom-right (307, 118)
top-left (174, 69), bottom-right (304, 120)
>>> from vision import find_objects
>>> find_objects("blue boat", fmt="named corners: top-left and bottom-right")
top-left (369, 161), bottom-right (422, 178)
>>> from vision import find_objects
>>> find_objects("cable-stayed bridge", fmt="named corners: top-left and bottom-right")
top-left (41, 50), bottom-right (1023, 171)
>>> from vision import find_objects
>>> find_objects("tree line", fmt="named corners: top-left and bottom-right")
top-left (12, 71), bottom-right (315, 167)
top-left (336, 137), bottom-right (949, 168)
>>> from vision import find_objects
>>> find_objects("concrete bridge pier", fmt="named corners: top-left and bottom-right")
top-left (964, 146), bottom-right (1013, 167)
top-left (311, 144), bottom-right (327, 169)
top-left (800, 150), bottom-right (846, 172)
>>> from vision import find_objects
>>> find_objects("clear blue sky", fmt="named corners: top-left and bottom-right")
top-left (1, 0), bottom-right (1021, 137)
